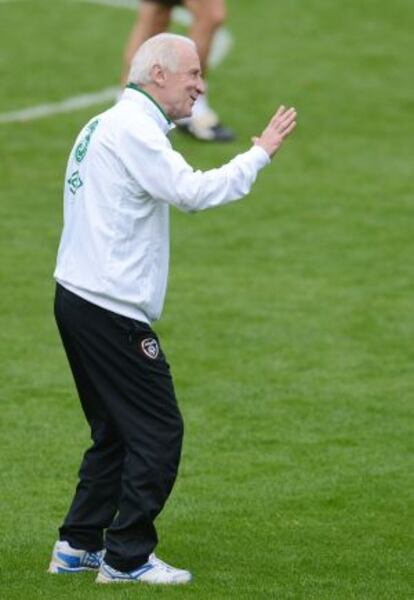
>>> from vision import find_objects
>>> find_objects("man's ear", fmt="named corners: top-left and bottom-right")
top-left (151, 64), bottom-right (166, 87)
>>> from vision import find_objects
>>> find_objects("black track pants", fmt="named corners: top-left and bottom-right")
top-left (54, 284), bottom-right (183, 572)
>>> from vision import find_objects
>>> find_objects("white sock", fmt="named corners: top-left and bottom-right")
top-left (176, 94), bottom-right (215, 126)
top-left (192, 93), bottom-right (211, 119)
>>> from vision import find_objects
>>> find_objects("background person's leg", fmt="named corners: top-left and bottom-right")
top-left (184, 0), bottom-right (227, 73)
top-left (121, 1), bottom-right (173, 86)
top-left (178, 0), bottom-right (234, 140)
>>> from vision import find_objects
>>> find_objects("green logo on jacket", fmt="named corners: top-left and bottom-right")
top-left (67, 170), bottom-right (83, 194)
top-left (75, 119), bottom-right (99, 163)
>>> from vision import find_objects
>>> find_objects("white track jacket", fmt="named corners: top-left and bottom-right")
top-left (54, 86), bottom-right (270, 323)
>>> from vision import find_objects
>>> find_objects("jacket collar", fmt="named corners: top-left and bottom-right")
top-left (121, 83), bottom-right (174, 134)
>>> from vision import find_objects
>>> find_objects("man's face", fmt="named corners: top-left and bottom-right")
top-left (162, 44), bottom-right (205, 120)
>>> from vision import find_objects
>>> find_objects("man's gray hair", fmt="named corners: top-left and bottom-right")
top-left (128, 33), bottom-right (196, 85)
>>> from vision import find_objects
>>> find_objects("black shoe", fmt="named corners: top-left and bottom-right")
top-left (177, 120), bottom-right (235, 142)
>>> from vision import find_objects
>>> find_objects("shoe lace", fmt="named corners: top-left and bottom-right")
top-left (149, 553), bottom-right (176, 572)
top-left (83, 549), bottom-right (104, 568)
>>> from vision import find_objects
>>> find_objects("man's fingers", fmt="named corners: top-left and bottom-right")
top-left (271, 105), bottom-right (286, 124)
top-left (281, 120), bottom-right (296, 138)
top-left (274, 108), bottom-right (296, 133)
top-left (256, 105), bottom-right (297, 156)
top-left (271, 104), bottom-right (294, 120)
top-left (284, 107), bottom-right (297, 119)
top-left (278, 107), bottom-right (296, 124)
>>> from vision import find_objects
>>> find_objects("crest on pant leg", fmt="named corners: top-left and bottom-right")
top-left (141, 338), bottom-right (159, 359)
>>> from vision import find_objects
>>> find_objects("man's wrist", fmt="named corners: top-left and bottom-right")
top-left (250, 143), bottom-right (272, 165)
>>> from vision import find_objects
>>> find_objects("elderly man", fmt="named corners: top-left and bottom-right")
top-left (48, 33), bottom-right (296, 585)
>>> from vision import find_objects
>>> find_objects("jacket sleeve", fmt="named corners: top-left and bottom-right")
top-left (117, 122), bottom-right (271, 213)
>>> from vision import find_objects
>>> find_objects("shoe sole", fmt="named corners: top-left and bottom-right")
top-left (96, 572), bottom-right (192, 585)
top-left (176, 124), bottom-right (234, 143)
top-left (48, 561), bottom-right (99, 574)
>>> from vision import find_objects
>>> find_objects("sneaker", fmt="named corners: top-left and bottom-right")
top-left (48, 540), bottom-right (105, 574)
top-left (96, 553), bottom-right (192, 585)
top-left (178, 119), bottom-right (235, 142)
top-left (178, 109), bottom-right (235, 142)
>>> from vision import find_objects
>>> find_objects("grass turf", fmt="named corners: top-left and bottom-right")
top-left (0, 0), bottom-right (413, 598)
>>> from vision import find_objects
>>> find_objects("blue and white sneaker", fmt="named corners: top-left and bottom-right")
top-left (48, 540), bottom-right (105, 574)
top-left (96, 553), bottom-right (192, 585)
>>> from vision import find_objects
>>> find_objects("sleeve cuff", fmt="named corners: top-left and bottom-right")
top-left (247, 144), bottom-right (272, 169)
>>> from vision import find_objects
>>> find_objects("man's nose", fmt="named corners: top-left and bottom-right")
top-left (197, 76), bottom-right (206, 95)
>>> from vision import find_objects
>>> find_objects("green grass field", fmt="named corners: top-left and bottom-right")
top-left (0, 0), bottom-right (413, 598)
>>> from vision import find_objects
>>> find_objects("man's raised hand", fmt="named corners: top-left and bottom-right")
top-left (252, 106), bottom-right (297, 158)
